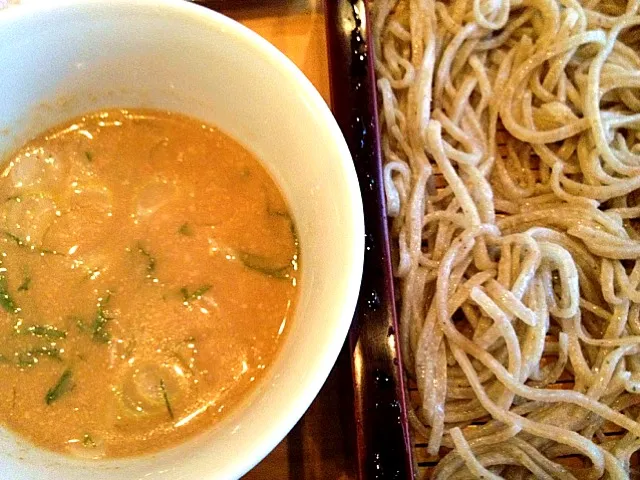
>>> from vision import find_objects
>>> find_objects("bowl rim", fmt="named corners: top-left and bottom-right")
top-left (0, 0), bottom-right (365, 478)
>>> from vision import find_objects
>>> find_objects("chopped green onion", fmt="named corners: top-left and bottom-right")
top-left (17, 346), bottom-right (62, 368)
top-left (91, 292), bottom-right (113, 344)
top-left (267, 207), bottom-right (290, 218)
top-left (2, 231), bottom-right (63, 256)
top-left (23, 325), bottom-right (67, 340)
top-left (17, 276), bottom-right (31, 292)
top-left (3, 231), bottom-right (23, 246)
top-left (83, 434), bottom-right (96, 448)
top-left (238, 252), bottom-right (291, 279)
top-left (178, 223), bottom-right (194, 236)
top-left (45, 369), bottom-right (73, 405)
top-left (159, 379), bottom-right (174, 420)
top-left (180, 285), bottom-right (212, 303)
top-left (137, 243), bottom-right (156, 276)
top-left (0, 269), bottom-right (18, 313)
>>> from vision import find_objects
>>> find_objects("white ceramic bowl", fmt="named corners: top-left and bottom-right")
top-left (0, 1), bottom-right (364, 478)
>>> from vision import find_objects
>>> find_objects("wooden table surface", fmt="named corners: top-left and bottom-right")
top-left (219, 2), bottom-right (357, 479)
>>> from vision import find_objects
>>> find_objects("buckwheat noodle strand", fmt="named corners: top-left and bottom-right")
top-left (373, 0), bottom-right (640, 477)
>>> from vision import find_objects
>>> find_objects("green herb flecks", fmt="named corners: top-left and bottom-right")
top-left (17, 276), bottom-right (31, 292)
top-left (238, 252), bottom-right (291, 279)
top-left (137, 243), bottom-right (156, 277)
top-left (267, 206), bottom-right (290, 219)
top-left (91, 292), bottom-right (113, 344)
top-left (17, 346), bottom-right (62, 368)
top-left (22, 325), bottom-right (67, 340)
top-left (180, 285), bottom-right (212, 304)
top-left (83, 434), bottom-right (97, 448)
top-left (3, 231), bottom-right (23, 246)
top-left (45, 369), bottom-right (73, 405)
top-left (0, 268), bottom-right (18, 313)
top-left (84, 151), bottom-right (94, 162)
top-left (178, 223), bottom-right (194, 236)
top-left (2, 231), bottom-right (63, 256)
top-left (266, 206), bottom-right (296, 234)
top-left (265, 193), bottom-right (297, 232)
top-left (159, 379), bottom-right (174, 420)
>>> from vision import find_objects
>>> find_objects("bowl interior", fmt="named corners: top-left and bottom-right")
top-left (0, 1), bottom-right (363, 478)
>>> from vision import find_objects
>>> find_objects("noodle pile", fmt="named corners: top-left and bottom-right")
top-left (372, 0), bottom-right (640, 477)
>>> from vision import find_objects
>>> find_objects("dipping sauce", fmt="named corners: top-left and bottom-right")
top-left (0, 109), bottom-right (299, 457)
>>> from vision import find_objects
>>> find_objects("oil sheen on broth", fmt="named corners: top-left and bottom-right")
top-left (0, 109), bottom-right (299, 458)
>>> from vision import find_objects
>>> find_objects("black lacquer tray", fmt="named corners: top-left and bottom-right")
top-left (325, 2), bottom-right (414, 479)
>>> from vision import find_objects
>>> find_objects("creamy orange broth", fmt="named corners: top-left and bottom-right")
top-left (0, 109), bottom-right (299, 458)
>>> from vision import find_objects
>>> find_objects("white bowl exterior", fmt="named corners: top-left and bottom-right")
top-left (0, 1), bottom-right (364, 479)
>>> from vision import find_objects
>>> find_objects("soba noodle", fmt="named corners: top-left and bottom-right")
top-left (373, 0), bottom-right (640, 477)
